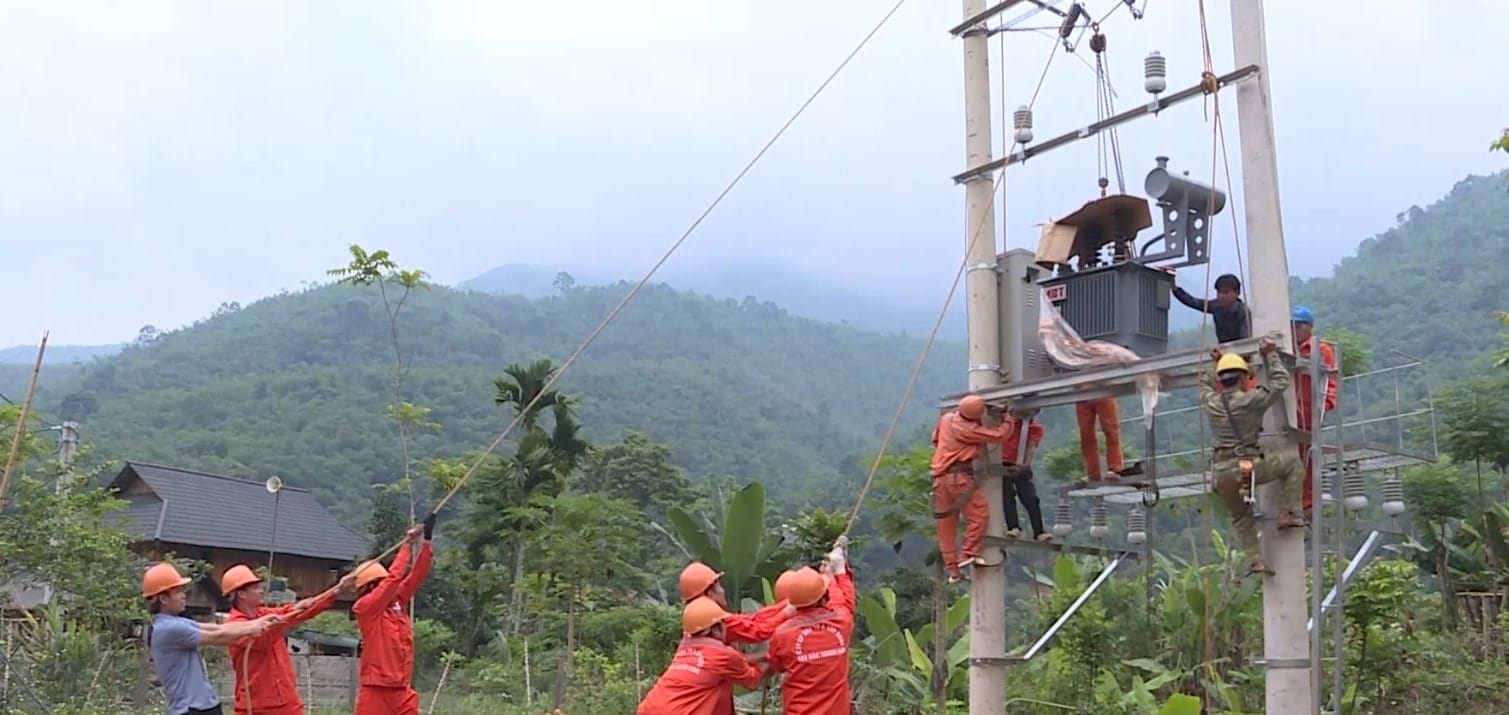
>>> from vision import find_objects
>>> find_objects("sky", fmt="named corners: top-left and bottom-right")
top-left (1, 0), bottom-right (1506, 346)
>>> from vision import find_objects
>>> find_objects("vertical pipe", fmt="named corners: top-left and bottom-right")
top-left (1308, 337), bottom-right (1325, 713)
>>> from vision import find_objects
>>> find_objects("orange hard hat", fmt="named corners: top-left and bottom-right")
top-left (219, 564), bottom-right (262, 597)
top-left (678, 562), bottom-right (722, 603)
top-left (958, 395), bottom-right (986, 420)
top-left (682, 596), bottom-right (728, 635)
top-left (787, 567), bottom-right (828, 608)
top-left (353, 560), bottom-right (389, 590)
top-left (772, 570), bottom-right (797, 603)
top-left (142, 562), bottom-right (192, 599)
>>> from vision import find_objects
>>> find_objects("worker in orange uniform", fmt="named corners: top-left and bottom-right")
top-left (1072, 397), bottom-right (1143, 488)
top-left (930, 394), bottom-right (1012, 583)
top-left (766, 538), bottom-right (856, 714)
top-left (221, 564), bottom-right (357, 715)
top-left (678, 562), bottom-right (794, 643)
top-left (999, 407), bottom-right (1050, 542)
top-left (353, 516), bottom-right (435, 715)
top-left (636, 597), bottom-right (766, 715)
top-left (1291, 306), bottom-right (1337, 519)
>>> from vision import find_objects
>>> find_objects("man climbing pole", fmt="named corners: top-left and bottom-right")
top-left (999, 407), bottom-right (1051, 542)
top-left (1202, 338), bottom-right (1306, 575)
top-left (635, 597), bottom-right (767, 715)
top-left (221, 564), bottom-right (358, 715)
top-left (678, 562), bottom-right (794, 643)
top-left (1170, 272), bottom-right (1252, 343)
top-left (142, 562), bottom-right (282, 715)
top-left (766, 538), bottom-right (855, 714)
top-left (352, 517), bottom-right (435, 715)
top-left (930, 394), bottom-right (1013, 583)
top-left (1072, 396), bottom-right (1142, 488)
top-left (1291, 305), bottom-right (1337, 519)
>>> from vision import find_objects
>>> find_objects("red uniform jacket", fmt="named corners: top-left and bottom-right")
top-left (998, 417), bottom-right (1044, 465)
top-left (225, 588), bottom-right (342, 714)
top-left (636, 636), bottom-right (763, 715)
top-left (767, 572), bottom-right (857, 715)
top-left (724, 600), bottom-right (791, 645)
top-left (1296, 338), bottom-right (1338, 429)
top-left (353, 541), bottom-right (433, 689)
top-left (930, 414), bottom-right (1011, 475)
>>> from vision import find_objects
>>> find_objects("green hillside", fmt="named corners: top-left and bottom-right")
top-left (28, 281), bottom-right (966, 522)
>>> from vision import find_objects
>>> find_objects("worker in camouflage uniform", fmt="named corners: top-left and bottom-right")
top-left (1201, 336), bottom-right (1306, 575)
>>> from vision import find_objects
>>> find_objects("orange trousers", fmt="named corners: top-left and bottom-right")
top-left (234, 706), bottom-right (300, 715)
top-left (1075, 398), bottom-right (1123, 478)
top-left (932, 472), bottom-right (987, 575)
top-left (356, 686), bottom-right (419, 715)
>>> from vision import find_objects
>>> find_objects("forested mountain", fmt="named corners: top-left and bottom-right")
top-left (18, 281), bottom-right (965, 523)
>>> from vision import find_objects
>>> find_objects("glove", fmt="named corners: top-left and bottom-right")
top-left (422, 512), bottom-right (438, 540)
top-left (827, 544), bottom-right (847, 576)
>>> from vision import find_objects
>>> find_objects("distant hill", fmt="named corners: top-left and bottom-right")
top-left (0, 343), bottom-right (123, 365)
top-left (26, 281), bottom-right (966, 523)
top-left (460, 259), bottom-right (967, 338)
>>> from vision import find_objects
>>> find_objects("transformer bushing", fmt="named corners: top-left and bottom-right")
top-left (1343, 466), bottom-right (1368, 512)
top-left (1053, 499), bottom-right (1074, 537)
top-left (1381, 473), bottom-right (1406, 517)
top-left (1141, 156), bottom-right (1227, 268)
top-left (1321, 470), bottom-right (1335, 505)
top-left (1089, 498), bottom-right (1109, 540)
top-left (1126, 504), bottom-right (1147, 545)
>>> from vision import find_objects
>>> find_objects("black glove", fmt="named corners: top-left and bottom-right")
top-left (422, 512), bottom-right (438, 540)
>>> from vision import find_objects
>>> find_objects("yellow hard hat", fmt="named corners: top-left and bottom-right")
top-left (1216, 353), bottom-right (1251, 375)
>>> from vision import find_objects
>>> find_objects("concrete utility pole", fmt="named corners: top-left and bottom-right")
top-left (959, 0), bottom-right (1006, 711)
top-left (1226, 1), bottom-right (1312, 712)
top-left (55, 421), bottom-right (79, 492)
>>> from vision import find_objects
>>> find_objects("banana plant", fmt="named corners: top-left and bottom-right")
top-left (658, 482), bottom-right (786, 609)
top-left (855, 585), bottom-right (970, 709)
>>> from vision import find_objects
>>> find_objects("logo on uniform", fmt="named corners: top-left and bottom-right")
top-left (792, 624), bottom-right (848, 664)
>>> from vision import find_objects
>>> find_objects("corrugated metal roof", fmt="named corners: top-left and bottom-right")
top-left (106, 461), bottom-right (371, 563)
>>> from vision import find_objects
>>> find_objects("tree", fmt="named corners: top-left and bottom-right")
top-left (1437, 377), bottom-right (1509, 505)
top-left (493, 359), bottom-right (563, 432)
top-left (1325, 326), bottom-right (1372, 377)
top-left (664, 482), bottom-right (785, 611)
top-left (1493, 128), bottom-right (1509, 187)
top-left (575, 431), bottom-right (692, 520)
top-left (1494, 311), bottom-right (1508, 370)
top-left (327, 243), bottom-right (434, 521)
top-left (1402, 461), bottom-right (1477, 628)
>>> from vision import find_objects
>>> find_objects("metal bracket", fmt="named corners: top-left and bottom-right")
top-left (1254, 657), bottom-right (1312, 670)
top-left (968, 363), bottom-right (1002, 373)
top-left (953, 65), bottom-right (1262, 183)
top-left (967, 262), bottom-right (999, 274)
top-left (968, 656), bottom-right (1012, 666)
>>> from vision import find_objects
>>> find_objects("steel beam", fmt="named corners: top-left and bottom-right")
top-left (953, 65), bottom-right (1261, 183)
top-left (1005, 552), bottom-right (1129, 661)
top-left (1307, 530), bottom-right (1384, 637)
top-left (983, 535), bottom-right (1142, 560)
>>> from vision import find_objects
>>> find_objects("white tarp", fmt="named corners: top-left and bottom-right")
top-left (1037, 288), bottom-right (1160, 425)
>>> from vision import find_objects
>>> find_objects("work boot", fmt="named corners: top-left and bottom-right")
top-left (1113, 461), bottom-right (1144, 478)
top-left (947, 570), bottom-right (963, 584)
top-left (1005, 528), bottom-right (1023, 539)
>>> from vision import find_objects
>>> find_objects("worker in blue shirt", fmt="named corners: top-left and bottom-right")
top-left (1170, 272), bottom-right (1252, 344)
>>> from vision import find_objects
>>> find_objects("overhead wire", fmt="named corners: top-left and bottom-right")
top-left (230, 3), bottom-right (914, 713)
top-left (842, 22), bottom-right (1065, 537)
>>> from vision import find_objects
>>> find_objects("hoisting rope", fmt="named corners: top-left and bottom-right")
top-left (231, 2), bottom-right (912, 712)
top-left (842, 26), bottom-right (1065, 538)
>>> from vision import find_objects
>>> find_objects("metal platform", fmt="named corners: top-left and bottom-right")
top-left (984, 534), bottom-right (1143, 560)
top-left (938, 337), bottom-right (1273, 412)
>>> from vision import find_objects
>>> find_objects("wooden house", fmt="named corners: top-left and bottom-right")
top-left (107, 461), bottom-right (372, 614)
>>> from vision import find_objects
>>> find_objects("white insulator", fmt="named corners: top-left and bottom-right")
top-left (1013, 105), bottom-right (1034, 144)
top-left (1126, 505), bottom-right (1147, 545)
top-left (1381, 474), bottom-right (1406, 517)
top-left (1144, 51), bottom-right (1168, 94)
top-left (1089, 498), bottom-right (1109, 539)
top-left (1053, 499), bottom-right (1074, 537)
top-left (1320, 471), bottom-right (1335, 505)
top-left (1343, 468), bottom-right (1369, 512)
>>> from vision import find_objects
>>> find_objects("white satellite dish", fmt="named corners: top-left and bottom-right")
top-left (265, 476), bottom-right (283, 494)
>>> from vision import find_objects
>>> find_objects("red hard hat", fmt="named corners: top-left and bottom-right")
top-left (958, 395), bottom-right (986, 420)
top-left (682, 597), bottom-right (728, 635)
top-left (772, 570), bottom-right (797, 603)
top-left (787, 567), bottom-right (828, 608)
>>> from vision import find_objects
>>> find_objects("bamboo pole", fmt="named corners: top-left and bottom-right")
top-left (0, 332), bottom-right (49, 508)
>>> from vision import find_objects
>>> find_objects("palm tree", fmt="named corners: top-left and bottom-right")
top-left (494, 359), bottom-right (562, 431)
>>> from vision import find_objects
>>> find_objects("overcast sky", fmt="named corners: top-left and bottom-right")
top-left (2, 0), bottom-right (1505, 346)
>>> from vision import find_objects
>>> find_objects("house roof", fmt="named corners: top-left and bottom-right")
top-left (106, 461), bottom-right (371, 563)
